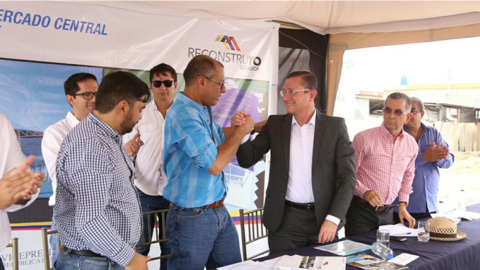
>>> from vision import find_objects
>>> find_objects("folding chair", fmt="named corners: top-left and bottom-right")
top-left (41, 227), bottom-right (58, 270)
top-left (136, 209), bottom-right (170, 262)
top-left (5, 237), bottom-right (19, 270)
top-left (239, 208), bottom-right (269, 261)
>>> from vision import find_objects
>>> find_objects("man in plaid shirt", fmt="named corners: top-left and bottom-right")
top-left (346, 92), bottom-right (418, 236)
top-left (55, 71), bottom-right (151, 270)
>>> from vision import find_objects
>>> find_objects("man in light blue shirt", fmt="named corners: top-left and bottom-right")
top-left (163, 55), bottom-right (254, 270)
top-left (395, 97), bottom-right (454, 220)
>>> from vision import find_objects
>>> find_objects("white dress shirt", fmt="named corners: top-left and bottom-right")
top-left (42, 111), bottom-right (79, 206)
top-left (0, 113), bottom-right (38, 252)
top-left (286, 111), bottom-right (340, 225)
top-left (123, 101), bottom-right (167, 196)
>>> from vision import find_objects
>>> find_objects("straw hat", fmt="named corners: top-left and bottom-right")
top-left (426, 217), bottom-right (467, 241)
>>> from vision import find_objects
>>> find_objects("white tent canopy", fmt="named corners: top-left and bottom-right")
top-left (85, 1), bottom-right (480, 34)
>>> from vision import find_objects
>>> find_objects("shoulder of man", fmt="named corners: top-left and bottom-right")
top-left (404, 132), bottom-right (419, 151)
top-left (315, 112), bottom-right (346, 124)
top-left (354, 126), bottom-right (379, 139)
top-left (43, 118), bottom-right (71, 138)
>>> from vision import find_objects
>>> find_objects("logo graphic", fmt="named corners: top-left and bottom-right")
top-left (215, 35), bottom-right (241, 51)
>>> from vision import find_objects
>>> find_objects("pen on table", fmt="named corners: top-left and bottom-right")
top-left (392, 232), bottom-right (411, 236)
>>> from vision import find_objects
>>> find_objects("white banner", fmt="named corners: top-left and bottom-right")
top-left (0, 1), bottom-right (278, 81)
top-left (0, 2), bottom-right (278, 269)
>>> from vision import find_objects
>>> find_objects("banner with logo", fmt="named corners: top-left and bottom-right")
top-left (0, 1), bottom-right (278, 268)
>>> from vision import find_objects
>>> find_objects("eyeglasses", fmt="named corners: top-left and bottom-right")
top-left (279, 89), bottom-right (310, 97)
top-left (152, 80), bottom-right (174, 88)
top-left (73, 92), bottom-right (97, 100)
top-left (199, 75), bottom-right (225, 89)
top-left (382, 107), bottom-right (408, 117)
top-left (410, 108), bottom-right (422, 114)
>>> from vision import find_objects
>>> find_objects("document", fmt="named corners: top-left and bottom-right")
top-left (388, 253), bottom-right (419, 266)
top-left (379, 224), bottom-right (417, 237)
top-left (346, 254), bottom-right (408, 270)
top-left (461, 211), bottom-right (480, 220)
top-left (314, 240), bottom-right (371, 256)
top-left (218, 257), bottom-right (282, 269)
top-left (276, 255), bottom-right (346, 270)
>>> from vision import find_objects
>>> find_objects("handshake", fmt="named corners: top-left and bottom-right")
top-left (231, 111), bottom-right (255, 136)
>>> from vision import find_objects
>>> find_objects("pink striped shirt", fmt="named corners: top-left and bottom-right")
top-left (353, 123), bottom-right (418, 204)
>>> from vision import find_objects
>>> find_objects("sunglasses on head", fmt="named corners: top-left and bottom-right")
top-left (152, 80), bottom-right (173, 88)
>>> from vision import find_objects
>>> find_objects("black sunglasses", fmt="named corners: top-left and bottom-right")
top-left (152, 80), bottom-right (174, 88)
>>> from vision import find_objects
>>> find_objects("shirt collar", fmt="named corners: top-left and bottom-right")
top-left (403, 122), bottom-right (426, 135)
top-left (177, 92), bottom-right (207, 113)
top-left (291, 110), bottom-right (317, 127)
top-left (87, 113), bottom-right (121, 142)
top-left (66, 111), bottom-right (80, 128)
top-left (381, 121), bottom-right (405, 140)
top-left (152, 100), bottom-right (171, 113)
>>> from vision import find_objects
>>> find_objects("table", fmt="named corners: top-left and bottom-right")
top-left (259, 203), bottom-right (480, 270)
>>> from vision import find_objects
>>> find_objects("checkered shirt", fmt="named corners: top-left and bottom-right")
top-left (352, 123), bottom-right (418, 204)
top-left (54, 113), bottom-right (142, 267)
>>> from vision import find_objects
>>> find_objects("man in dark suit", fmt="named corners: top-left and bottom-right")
top-left (235, 71), bottom-right (356, 254)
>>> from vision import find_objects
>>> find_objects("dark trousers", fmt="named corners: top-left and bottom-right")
top-left (345, 198), bottom-right (394, 237)
top-left (268, 204), bottom-right (320, 254)
top-left (0, 257), bottom-right (4, 270)
top-left (136, 188), bottom-right (171, 270)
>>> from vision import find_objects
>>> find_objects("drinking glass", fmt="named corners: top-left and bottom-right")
top-left (376, 229), bottom-right (390, 248)
top-left (417, 221), bottom-right (430, 242)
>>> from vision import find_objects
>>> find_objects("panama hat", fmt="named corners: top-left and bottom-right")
top-left (426, 217), bottom-right (467, 241)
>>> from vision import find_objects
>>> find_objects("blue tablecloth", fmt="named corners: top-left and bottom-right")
top-left (259, 203), bottom-right (480, 270)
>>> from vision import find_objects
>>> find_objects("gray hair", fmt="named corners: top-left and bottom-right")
top-left (410, 97), bottom-right (424, 112)
top-left (385, 92), bottom-right (411, 112)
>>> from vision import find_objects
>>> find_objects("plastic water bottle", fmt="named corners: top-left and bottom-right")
top-left (372, 241), bottom-right (394, 260)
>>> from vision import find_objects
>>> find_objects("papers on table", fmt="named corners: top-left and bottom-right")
top-left (388, 253), bottom-right (419, 266)
top-left (276, 255), bottom-right (346, 270)
top-left (219, 256), bottom-right (346, 270)
top-left (460, 211), bottom-right (480, 220)
top-left (314, 240), bottom-right (371, 256)
top-left (346, 254), bottom-right (408, 270)
top-left (379, 223), bottom-right (418, 237)
top-left (217, 256), bottom-right (282, 269)
top-left (219, 251), bottom-right (418, 269)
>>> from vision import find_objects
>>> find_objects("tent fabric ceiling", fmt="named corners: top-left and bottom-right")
top-left (79, 1), bottom-right (480, 34)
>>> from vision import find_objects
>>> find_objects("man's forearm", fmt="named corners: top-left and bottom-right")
top-left (208, 128), bottom-right (247, 176)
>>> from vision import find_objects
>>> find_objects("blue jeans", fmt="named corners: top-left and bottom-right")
top-left (55, 250), bottom-right (124, 270)
top-left (136, 189), bottom-right (170, 270)
top-left (166, 204), bottom-right (241, 270)
top-left (50, 213), bottom-right (60, 265)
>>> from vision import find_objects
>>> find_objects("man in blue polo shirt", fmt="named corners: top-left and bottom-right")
top-left (163, 55), bottom-right (254, 270)
top-left (396, 97), bottom-right (454, 221)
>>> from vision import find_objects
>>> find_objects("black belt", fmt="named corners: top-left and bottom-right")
top-left (352, 196), bottom-right (393, 213)
top-left (285, 200), bottom-right (315, 211)
top-left (63, 247), bottom-right (103, 257)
